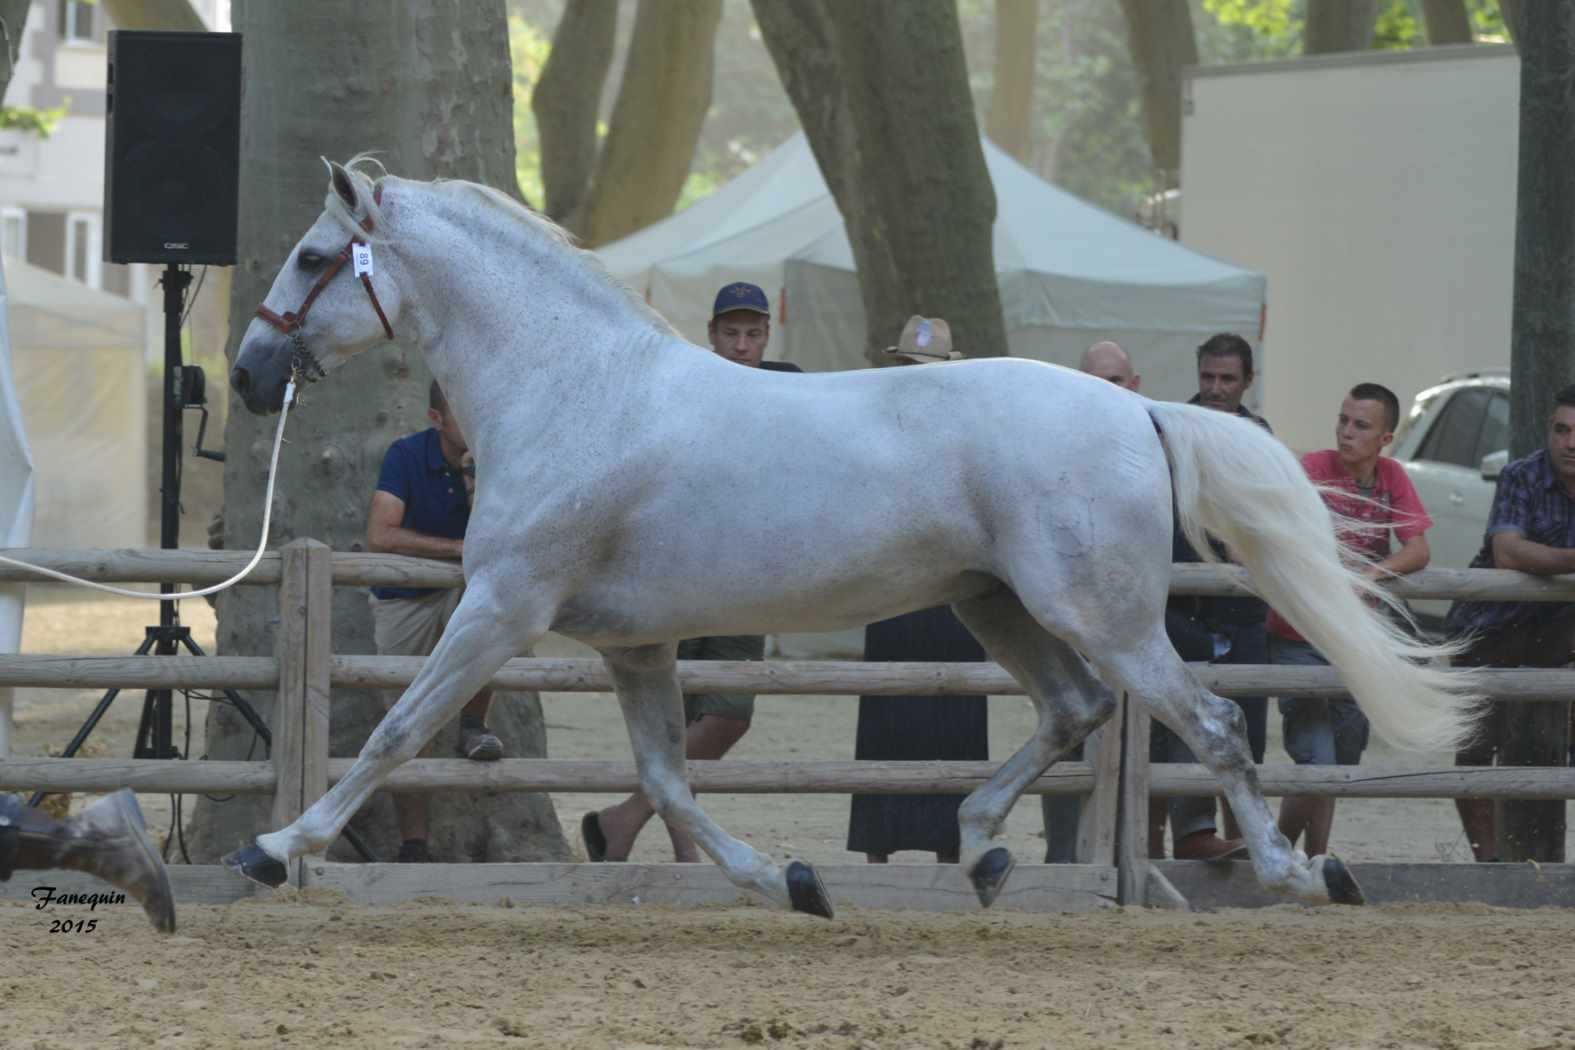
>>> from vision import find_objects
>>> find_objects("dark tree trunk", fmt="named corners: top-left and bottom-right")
top-left (1117, 0), bottom-right (1198, 187)
top-left (1500, 0), bottom-right (1522, 45)
top-left (0, 0), bottom-right (30, 106)
top-left (1303, 0), bottom-right (1379, 54)
top-left (1499, 0), bottom-right (1575, 863)
top-left (753, 0), bottom-right (1009, 365)
top-left (1419, 0), bottom-right (1474, 44)
top-left (189, 0), bottom-right (568, 865)
top-left (985, 0), bottom-right (1038, 163)
top-left (577, 0), bottom-right (723, 247)
top-left (531, 0), bottom-right (617, 228)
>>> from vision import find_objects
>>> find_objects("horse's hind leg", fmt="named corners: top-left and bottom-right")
top-left (1095, 627), bottom-right (1362, 905)
top-left (225, 582), bottom-right (534, 885)
top-left (600, 643), bottom-right (833, 919)
top-left (951, 588), bottom-right (1119, 907)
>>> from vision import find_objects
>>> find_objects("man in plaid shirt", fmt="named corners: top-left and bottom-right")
top-left (1445, 384), bottom-right (1575, 861)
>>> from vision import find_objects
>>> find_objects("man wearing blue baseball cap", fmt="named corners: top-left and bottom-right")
top-left (581, 281), bottom-right (800, 864)
top-left (706, 281), bottom-right (802, 373)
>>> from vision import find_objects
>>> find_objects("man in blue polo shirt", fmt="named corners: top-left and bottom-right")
top-left (581, 282), bottom-right (798, 864)
top-left (1447, 383), bottom-right (1575, 862)
top-left (368, 380), bottom-right (502, 863)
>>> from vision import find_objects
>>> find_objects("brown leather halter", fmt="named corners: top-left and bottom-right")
top-left (255, 186), bottom-right (394, 378)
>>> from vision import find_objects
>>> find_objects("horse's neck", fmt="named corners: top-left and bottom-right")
top-left (393, 190), bottom-right (676, 454)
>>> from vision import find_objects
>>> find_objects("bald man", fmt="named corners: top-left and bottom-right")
top-left (1043, 340), bottom-right (1148, 862)
top-left (1078, 341), bottom-right (1140, 391)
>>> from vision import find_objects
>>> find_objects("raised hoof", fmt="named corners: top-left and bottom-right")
top-left (1321, 856), bottom-right (1365, 905)
top-left (223, 842), bottom-right (290, 888)
top-left (969, 847), bottom-right (1016, 909)
top-left (785, 860), bottom-right (834, 920)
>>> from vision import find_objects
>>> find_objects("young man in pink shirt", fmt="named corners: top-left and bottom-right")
top-left (1267, 383), bottom-right (1434, 857)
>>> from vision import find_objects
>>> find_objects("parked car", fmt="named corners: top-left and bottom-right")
top-left (1389, 369), bottom-right (1510, 622)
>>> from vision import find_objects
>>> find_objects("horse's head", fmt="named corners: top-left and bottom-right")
top-left (230, 159), bottom-right (404, 415)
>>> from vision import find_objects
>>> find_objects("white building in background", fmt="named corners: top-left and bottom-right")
top-left (0, 0), bottom-right (231, 305)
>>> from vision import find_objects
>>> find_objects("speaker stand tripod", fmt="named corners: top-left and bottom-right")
top-left (32, 265), bottom-right (373, 862)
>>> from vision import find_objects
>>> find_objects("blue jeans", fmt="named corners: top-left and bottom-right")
top-left (1271, 635), bottom-right (1369, 766)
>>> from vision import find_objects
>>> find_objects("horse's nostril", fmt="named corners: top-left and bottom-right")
top-left (231, 366), bottom-right (251, 395)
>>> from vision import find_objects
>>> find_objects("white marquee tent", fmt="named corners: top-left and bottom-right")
top-left (0, 258), bottom-right (148, 750)
top-left (600, 132), bottom-right (1268, 405)
top-left (2, 258), bottom-right (147, 551)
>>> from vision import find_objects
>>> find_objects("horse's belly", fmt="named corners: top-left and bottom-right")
top-left (548, 569), bottom-right (999, 647)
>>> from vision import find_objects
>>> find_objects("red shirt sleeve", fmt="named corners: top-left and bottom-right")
top-left (1380, 458), bottom-right (1433, 542)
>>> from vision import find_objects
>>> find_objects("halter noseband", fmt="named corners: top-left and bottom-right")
top-left (255, 184), bottom-right (395, 380)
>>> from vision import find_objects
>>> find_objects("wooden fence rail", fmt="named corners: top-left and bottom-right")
top-left (1, 544), bottom-right (1572, 912)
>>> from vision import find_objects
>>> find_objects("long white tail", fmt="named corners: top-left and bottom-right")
top-left (1146, 400), bottom-right (1480, 751)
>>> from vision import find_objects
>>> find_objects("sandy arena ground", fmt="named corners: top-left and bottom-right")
top-left (5, 594), bottom-right (1575, 1049)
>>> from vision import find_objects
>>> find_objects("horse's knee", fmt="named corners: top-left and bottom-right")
top-left (1194, 693), bottom-right (1249, 757)
top-left (362, 715), bottom-right (417, 764)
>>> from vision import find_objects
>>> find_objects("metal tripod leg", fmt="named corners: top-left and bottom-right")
top-left (28, 632), bottom-right (160, 807)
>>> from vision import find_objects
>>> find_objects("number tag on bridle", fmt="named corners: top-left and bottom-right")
top-left (352, 243), bottom-right (374, 278)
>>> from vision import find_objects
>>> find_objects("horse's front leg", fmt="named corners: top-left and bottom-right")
top-left (225, 581), bottom-right (538, 886)
top-left (601, 643), bottom-right (834, 919)
top-left (952, 589), bottom-right (1118, 906)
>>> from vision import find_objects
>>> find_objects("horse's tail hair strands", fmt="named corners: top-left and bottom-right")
top-left (1146, 400), bottom-right (1483, 753)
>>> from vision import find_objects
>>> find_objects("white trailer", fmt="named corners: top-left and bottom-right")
top-left (1180, 45), bottom-right (1519, 455)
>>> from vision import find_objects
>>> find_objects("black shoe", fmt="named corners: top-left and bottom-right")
top-left (397, 839), bottom-right (432, 863)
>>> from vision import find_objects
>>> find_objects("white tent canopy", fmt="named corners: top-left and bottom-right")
top-left (1, 258), bottom-right (147, 554)
top-left (600, 132), bottom-right (1268, 405)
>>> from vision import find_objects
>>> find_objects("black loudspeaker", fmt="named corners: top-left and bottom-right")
top-left (104, 31), bottom-right (242, 265)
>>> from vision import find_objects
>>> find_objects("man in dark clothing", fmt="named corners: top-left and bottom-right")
top-left (367, 381), bottom-right (502, 863)
top-left (1447, 384), bottom-right (1575, 861)
top-left (0, 789), bottom-right (175, 932)
top-left (1164, 333), bottom-right (1271, 859)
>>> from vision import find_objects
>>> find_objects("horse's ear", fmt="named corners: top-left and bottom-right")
top-left (325, 159), bottom-right (360, 213)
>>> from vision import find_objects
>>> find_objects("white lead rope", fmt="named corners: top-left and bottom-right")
top-left (0, 380), bottom-right (297, 602)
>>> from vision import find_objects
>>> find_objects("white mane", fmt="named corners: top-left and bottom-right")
top-left (322, 154), bottom-right (677, 337)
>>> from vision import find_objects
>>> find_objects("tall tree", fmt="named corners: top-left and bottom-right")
top-left (1499, 0), bottom-right (1521, 44)
top-left (752, 0), bottom-right (1009, 365)
top-left (1498, 0), bottom-right (1574, 863)
top-left (1117, 0), bottom-right (1198, 188)
top-left (985, 0), bottom-right (1039, 163)
top-left (0, 0), bottom-right (29, 106)
top-left (1303, 0), bottom-right (1380, 53)
top-left (530, 0), bottom-right (617, 227)
top-left (576, 0), bottom-right (723, 246)
top-left (189, 0), bottom-right (568, 865)
top-left (1419, 0), bottom-right (1474, 43)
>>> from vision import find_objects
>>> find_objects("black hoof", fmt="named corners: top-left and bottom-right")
top-left (580, 812), bottom-right (611, 863)
top-left (222, 842), bottom-right (289, 888)
top-left (1321, 856), bottom-right (1365, 906)
top-left (785, 860), bottom-right (834, 920)
top-left (969, 847), bottom-right (1016, 909)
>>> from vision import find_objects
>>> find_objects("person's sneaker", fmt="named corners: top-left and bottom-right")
top-left (459, 724), bottom-right (504, 761)
top-left (397, 839), bottom-right (431, 863)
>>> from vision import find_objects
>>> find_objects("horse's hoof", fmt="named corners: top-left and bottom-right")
top-left (1321, 856), bottom-right (1364, 906)
top-left (969, 847), bottom-right (1016, 908)
top-left (223, 842), bottom-right (290, 888)
top-left (785, 860), bottom-right (834, 920)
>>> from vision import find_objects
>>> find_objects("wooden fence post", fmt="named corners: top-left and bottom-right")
top-left (1116, 694), bottom-right (1153, 905)
top-left (272, 538), bottom-right (332, 886)
top-left (1075, 700), bottom-right (1123, 865)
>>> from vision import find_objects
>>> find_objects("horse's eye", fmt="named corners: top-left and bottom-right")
top-left (297, 251), bottom-right (326, 271)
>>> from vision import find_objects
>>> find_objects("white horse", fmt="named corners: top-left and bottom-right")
top-left (225, 158), bottom-right (1476, 916)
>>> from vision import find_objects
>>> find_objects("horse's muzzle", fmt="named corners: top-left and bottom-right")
top-left (230, 360), bottom-right (289, 416)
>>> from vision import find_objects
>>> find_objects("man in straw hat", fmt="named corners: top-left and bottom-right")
top-left (882, 315), bottom-right (965, 364)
